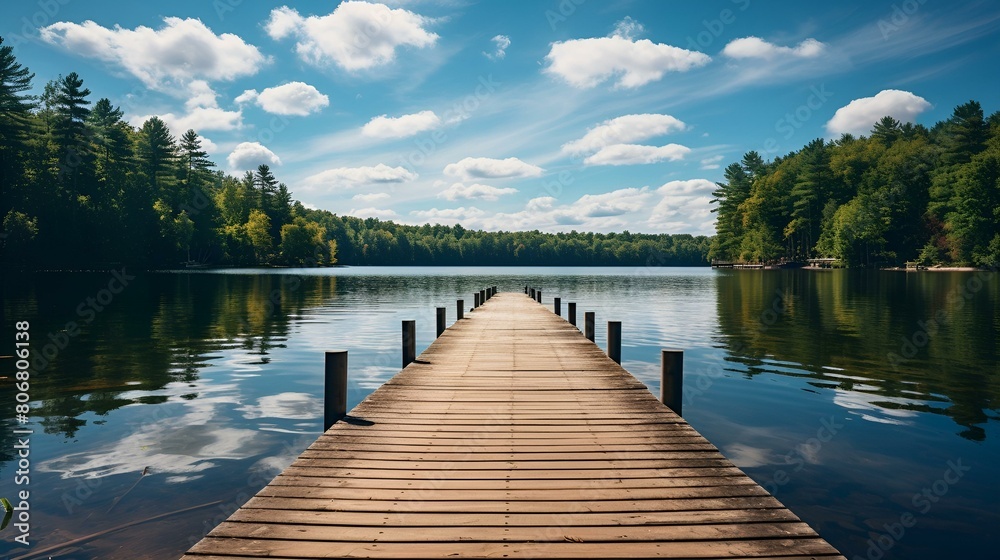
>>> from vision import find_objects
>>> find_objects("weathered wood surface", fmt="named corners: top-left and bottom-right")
top-left (182, 292), bottom-right (844, 559)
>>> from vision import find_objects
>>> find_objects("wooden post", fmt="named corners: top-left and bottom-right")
top-left (402, 320), bottom-right (416, 368)
top-left (436, 307), bottom-right (446, 337)
top-left (568, 302), bottom-right (577, 326)
top-left (480, 289), bottom-right (486, 304)
top-left (474, 292), bottom-right (480, 308)
top-left (661, 349), bottom-right (684, 416)
top-left (608, 321), bottom-right (621, 364)
top-left (530, 288), bottom-right (535, 299)
top-left (536, 289), bottom-right (542, 303)
top-left (324, 350), bottom-right (347, 431)
top-left (457, 299), bottom-right (464, 320)
top-left (585, 312), bottom-right (595, 341)
top-left (524, 285), bottom-right (528, 294)
top-left (554, 297), bottom-right (561, 316)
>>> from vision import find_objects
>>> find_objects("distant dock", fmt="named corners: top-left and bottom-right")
top-left (182, 291), bottom-right (845, 559)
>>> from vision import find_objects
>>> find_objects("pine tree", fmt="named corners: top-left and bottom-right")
top-left (179, 129), bottom-right (214, 187)
top-left (52, 72), bottom-right (93, 194)
top-left (0, 36), bottom-right (35, 202)
top-left (135, 116), bottom-right (178, 198)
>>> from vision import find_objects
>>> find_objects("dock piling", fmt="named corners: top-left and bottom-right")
top-left (323, 350), bottom-right (347, 431)
top-left (474, 292), bottom-right (480, 308)
top-left (568, 302), bottom-right (577, 326)
top-left (661, 349), bottom-right (684, 416)
top-left (402, 320), bottom-right (416, 368)
top-left (457, 299), bottom-right (464, 320)
top-left (608, 321), bottom-right (621, 364)
top-left (536, 289), bottom-right (542, 303)
top-left (436, 307), bottom-right (446, 337)
top-left (554, 297), bottom-right (561, 316)
top-left (584, 312), bottom-right (595, 341)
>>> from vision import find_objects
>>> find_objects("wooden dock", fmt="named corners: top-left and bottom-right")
top-left (182, 292), bottom-right (844, 559)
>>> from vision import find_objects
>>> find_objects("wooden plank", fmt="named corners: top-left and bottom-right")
top-left (226, 507), bottom-right (803, 527)
top-left (182, 292), bottom-right (845, 559)
top-left (185, 538), bottom-right (844, 558)
top-left (207, 521), bottom-right (821, 542)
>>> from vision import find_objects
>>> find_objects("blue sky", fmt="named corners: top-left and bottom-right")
top-left (5, 0), bottom-right (1000, 235)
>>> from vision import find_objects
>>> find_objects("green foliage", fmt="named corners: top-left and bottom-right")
top-left (712, 100), bottom-right (1000, 267)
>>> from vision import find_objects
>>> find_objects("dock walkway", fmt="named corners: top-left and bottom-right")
top-left (182, 292), bottom-right (844, 559)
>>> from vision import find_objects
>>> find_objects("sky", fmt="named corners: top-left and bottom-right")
top-left (4, 0), bottom-right (1000, 236)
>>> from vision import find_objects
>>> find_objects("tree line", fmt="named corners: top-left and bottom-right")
top-left (0, 37), bottom-right (709, 269)
top-left (710, 101), bottom-right (1000, 267)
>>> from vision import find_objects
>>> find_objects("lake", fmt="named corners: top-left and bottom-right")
top-left (1, 266), bottom-right (998, 559)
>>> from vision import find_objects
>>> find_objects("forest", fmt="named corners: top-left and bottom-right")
top-left (710, 101), bottom-right (1000, 267)
top-left (0, 37), bottom-right (710, 269)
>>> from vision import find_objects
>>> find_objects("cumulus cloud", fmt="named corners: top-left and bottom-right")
top-left (611, 17), bottom-right (645, 41)
top-left (142, 107), bottom-right (242, 135)
top-left (265, 2), bottom-right (438, 71)
top-left (353, 192), bottom-right (392, 202)
top-left (132, 80), bottom-right (243, 137)
top-left (236, 82), bottom-right (329, 116)
top-left (722, 37), bottom-right (825, 59)
top-left (700, 155), bottom-right (725, 170)
top-left (227, 142), bottom-right (281, 170)
top-left (562, 114), bottom-right (687, 155)
top-left (573, 187), bottom-right (651, 217)
top-left (648, 179), bottom-right (716, 234)
top-left (411, 207), bottom-right (486, 225)
top-left (304, 164), bottom-right (417, 191)
top-left (484, 34), bottom-right (510, 60)
top-left (826, 89), bottom-right (932, 136)
top-left (40, 17), bottom-right (266, 91)
top-left (438, 182), bottom-right (518, 201)
top-left (348, 207), bottom-right (400, 220)
top-left (583, 143), bottom-right (691, 166)
top-left (544, 21), bottom-right (710, 89)
top-left (480, 187), bottom-right (654, 231)
top-left (362, 110), bottom-right (441, 138)
top-left (443, 157), bottom-right (543, 180)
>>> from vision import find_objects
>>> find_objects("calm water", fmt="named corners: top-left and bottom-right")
top-left (1, 267), bottom-right (998, 559)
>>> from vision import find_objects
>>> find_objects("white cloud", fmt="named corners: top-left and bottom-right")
top-left (304, 164), bottom-right (417, 191)
top-left (826, 89), bottom-right (932, 136)
top-left (562, 114), bottom-right (687, 156)
top-left (348, 207), bottom-right (400, 220)
top-left (353, 192), bottom-right (392, 202)
top-left (526, 196), bottom-right (555, 212)
top-left (438, 182), bottom-right (518, 201)
top-left (700, 155), bottom-right (725, 170)
top-left (227, 142), bottom-right (281, 170)
top-left (544, 27), bottom-right (710, 89)
top-left (200, 136), bottom-right (219, 153)
top-left (443, 157), bottom-right (543, 180)
top-left (611, 17), bottom-right (645, 41)
top-left (40, 17), bottom-right (266, 91)
top-left (265, 2), bottom-right (438, 71)
top-left (648, 179), bottom-right (716, 234)
top-left (235, 90), bottom-right (258, 105)
top-left (573, 187), bottom-right (651, 217)
top-left (410, 207), bottom-right (486, 225)
top-left (480, 187), bottom-right (654, 231)
top-left (484, 34), bottom-right (510, 60)
top-left (362, 110), bottom-right (441, 138)
top-left (723, 37), bottom-right (825, 60)
top-left (583, 143), bottom-right (691, 166)
top-left (130, 80), bottom-right (244, 137)
top-left (237, 82), bottom-right (329, 116)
